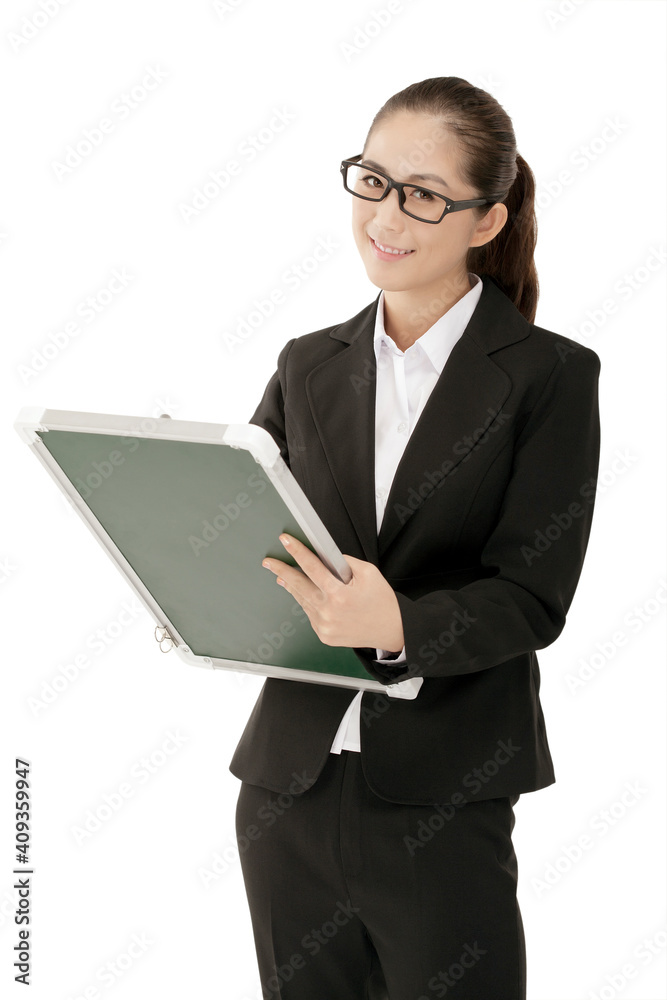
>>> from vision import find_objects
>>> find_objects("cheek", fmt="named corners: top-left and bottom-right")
top-left (422, 224), bottom-right (469, 264)
top-left (352, 209), bottom-right (374, 254)
top-left (351, 201), bottom-right (369, 234)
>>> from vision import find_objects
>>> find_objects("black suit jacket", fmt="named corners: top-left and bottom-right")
top-left (228, 274), bottom-right (602, 805)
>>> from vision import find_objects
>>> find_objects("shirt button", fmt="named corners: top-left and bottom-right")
top-left (397, 421), bottom-right (408, 433)
top-left (375, 487), bottom-right (386, 499)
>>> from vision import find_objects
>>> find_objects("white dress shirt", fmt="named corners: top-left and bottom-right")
top-left (329, 272), bottom-right (484, 754)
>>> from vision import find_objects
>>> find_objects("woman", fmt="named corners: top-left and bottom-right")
top-left (230, 76), bottom-right (602, 1000)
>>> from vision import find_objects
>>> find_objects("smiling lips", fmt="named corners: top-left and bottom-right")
top-left (370, 235), bottom-right (415, 257)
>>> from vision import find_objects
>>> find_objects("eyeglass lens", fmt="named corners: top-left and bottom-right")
top-left (345, 163), bottom-right (445, 222)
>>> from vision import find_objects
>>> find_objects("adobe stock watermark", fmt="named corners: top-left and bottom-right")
top-left (565, 577), bottom-right (666, 695)
top-left (260, 898), bottom-right (362, 999)
top-left (51, 67), bottom-right (168, 179)
top-left (26, 596), bottom-right (146, 717)
top-left (403, 739), bottom-right (521, 857)
top-left (222, 236), bottom-right (340, 353)
top-left (531, 780), bottom-right (648, 897)
top-left (216, 601), bottom-right (310, 691)
top-left (390, 273), bottom-right (481, 338)
top-left (123, 395), bottom-right (182, 436)
top-left (0, 556), bottom-right (17, 586)
top-left (212, 0), bottom-right (249, 16)
top-left (417, 608), bottom-right (478, 668)
top-left (197, 769), bottom-right (316, 888)
top-left (188, 469), bottom-right (268, 556)
top-left (242, 601), bottom-right (313, 668)
top-left (587, 921), bottom-right (667, 1000)
top-left (67, 437), bottom-right (140, 502)
top-left (567, 246), bottom-right (666, 343)
top-left (7, 0), bottom-right (74, 53)
top-left (63, 932), bottom-right (154, 999)
top-left (521, 447), bottom-right (638, 567)
top-left (545, 0), bottom-right (587, 29)
top-left (534, 116), bottom-right (628, 219)
top-left (70, 731), bottom-right (190, 846)
top-left (178, 107), bottom-right (296, 223)
top-left (521, 497), bottom-right (592, 566)
top-left (52, 400), bottom-right (182, 521)
top-left (363, 407), bottom-right (511, 528)
top-left (339, 0), bottom-right (420, 63)
top-left (416, 941), bottom-right (487, 999)
top-left (116, 401), bottom-right (184, 453)
top-left (17, 267), bottom-right (135, 385)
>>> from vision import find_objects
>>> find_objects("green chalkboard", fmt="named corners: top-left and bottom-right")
top-left (37, 428), bottom-right (375, 681)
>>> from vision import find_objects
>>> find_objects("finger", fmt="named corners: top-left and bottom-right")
top-left (279, 535), bottom-right (340, 596)
top-left (275, 568), bottom-right (324, 623)
top-left (265, 555), bottom-right (323, 607)
top-left (262, 556), bottom-right (288, 575)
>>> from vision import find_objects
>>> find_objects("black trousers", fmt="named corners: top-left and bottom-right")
top-left (235, 748), bottom-right (526, 1000)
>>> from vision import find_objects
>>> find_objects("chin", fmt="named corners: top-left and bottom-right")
top-left (368, 274), bottom-right (415, 295)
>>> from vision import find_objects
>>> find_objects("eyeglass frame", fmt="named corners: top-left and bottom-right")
top-left (340, 154), bottom-right (500, 224)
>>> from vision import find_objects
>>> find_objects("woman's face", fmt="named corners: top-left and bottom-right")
top-left (351, 110), bottom-right (502, 299)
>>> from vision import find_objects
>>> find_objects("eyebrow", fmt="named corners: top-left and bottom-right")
top-left (361, 158), bottom-right (450, 190)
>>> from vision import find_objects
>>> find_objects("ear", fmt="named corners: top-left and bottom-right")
top-left (469, 203), bottom-right (509, 248)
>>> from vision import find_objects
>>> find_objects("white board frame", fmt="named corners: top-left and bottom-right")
top-left (14, 407), bottom-right (422, 701)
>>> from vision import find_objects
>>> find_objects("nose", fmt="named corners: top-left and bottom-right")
top-left (372, 186), bottom-right (407, 231)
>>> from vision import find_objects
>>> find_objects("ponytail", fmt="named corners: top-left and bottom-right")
top-left (467, 153), bottom-right (539, 324)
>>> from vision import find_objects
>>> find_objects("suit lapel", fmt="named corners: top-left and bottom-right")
top-left (305, 298), bottom-right (380, 564)
top-left (305, 275), bottom-right (531, 565)
top-left (377, 331), bottom-right (512, 557)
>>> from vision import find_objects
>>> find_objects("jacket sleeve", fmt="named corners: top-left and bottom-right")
top-left (247, 337), bottom-right (296, 464)
top-left (356, 345), bottom-right (602, 684)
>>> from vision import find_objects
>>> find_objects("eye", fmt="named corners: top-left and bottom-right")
top-left (411, 187), bottom-right (434, 202)
top-left (361, 172), bottom-right (386, 190)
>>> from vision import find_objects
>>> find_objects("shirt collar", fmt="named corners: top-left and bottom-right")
top-left (373, 272), bottom-right (483, 374)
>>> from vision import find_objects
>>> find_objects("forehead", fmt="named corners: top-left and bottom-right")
top-left (363, 111), bottom-right (461, 183)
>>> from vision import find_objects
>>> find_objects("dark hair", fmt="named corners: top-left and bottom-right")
top-left (362, 76), bottom-right (539, 323)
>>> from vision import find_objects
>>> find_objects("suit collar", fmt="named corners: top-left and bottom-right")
top-left (330, 274), bottom-right (530, 355)
top-left (305, 274), bottom-right (531, 565)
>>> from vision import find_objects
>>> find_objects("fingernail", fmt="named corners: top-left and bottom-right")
top-left (280, 535), bottom-right (290, 546)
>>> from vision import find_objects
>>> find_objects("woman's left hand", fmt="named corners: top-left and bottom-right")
top-left (262, 533), bottom-right (405, 653)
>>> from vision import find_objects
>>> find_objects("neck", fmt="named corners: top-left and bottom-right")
top-left (382, 272), bottom-right (474, 351)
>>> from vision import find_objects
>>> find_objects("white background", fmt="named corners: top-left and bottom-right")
top-left (1, 1), bottom-right (665, 998)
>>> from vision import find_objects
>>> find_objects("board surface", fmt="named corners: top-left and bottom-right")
top-left (37, 427), bottom-right (373, 680)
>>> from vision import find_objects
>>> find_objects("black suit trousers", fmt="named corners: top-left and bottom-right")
top-left (235, 749), bottom-right (525, 1000)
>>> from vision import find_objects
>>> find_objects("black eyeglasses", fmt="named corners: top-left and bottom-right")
top-left (340, 154), bottom-right (498, 224)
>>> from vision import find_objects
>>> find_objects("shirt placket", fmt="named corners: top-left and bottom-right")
top-left (374, 342), bottom-right (410, 533)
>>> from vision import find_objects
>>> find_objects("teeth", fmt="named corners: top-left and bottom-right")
top-left (374, 238), bottom-right (412, 255)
